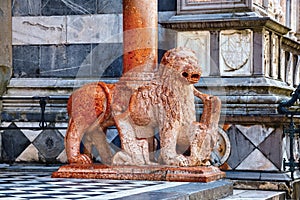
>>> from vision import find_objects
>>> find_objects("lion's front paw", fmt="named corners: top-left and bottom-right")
top-left (164, 154), bottom-right (189, 167)
top-left (69, 154), bottom-right (92, 164)
top-left (176, 155), bottom-right (189, 167)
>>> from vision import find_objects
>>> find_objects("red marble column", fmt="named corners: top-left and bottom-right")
top-left (123, 0), bottom-right (158, 74)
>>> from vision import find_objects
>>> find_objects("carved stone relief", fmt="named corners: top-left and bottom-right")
top-left (293, 55), bottom-right (300, 86)
top-left (271, 33), bottom-right (279, 79)
top-left (220, 30), bottom-right (252, 76)
top-left (178, 0), bottom-right (252, 14)
top-left (279, 48), bottom-right (286, 81)
top-left (177, 31), bottom-right (210, 76)
top-left (263, 30), bottom-right (270, 77)
top-left (267, 0), bottom-right (283, 21)
top-left (253, 0), bottom-right (263, 7)
top-left (285, 52), bottom-right (293, 85)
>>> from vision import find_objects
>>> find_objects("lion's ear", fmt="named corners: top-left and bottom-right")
top-left (160, 50), bottom-right (171, 65)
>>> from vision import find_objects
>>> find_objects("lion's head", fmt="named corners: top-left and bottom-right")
top-left (160, 47), bottom-right (202, 84)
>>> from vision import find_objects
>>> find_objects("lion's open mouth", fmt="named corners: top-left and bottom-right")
top-left (182, 72), bottom-right (201, 84)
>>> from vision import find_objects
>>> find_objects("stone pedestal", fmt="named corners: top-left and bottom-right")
top-left (52, 164), bottom-right (225, 183)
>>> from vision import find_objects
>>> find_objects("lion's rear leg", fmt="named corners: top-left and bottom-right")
top-left (83, 126), bottom-right (113, 165)
top-left (65, 117), bottom-right (92, 164)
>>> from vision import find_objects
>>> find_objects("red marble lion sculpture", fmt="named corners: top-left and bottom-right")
top-left (65, 47), bottom-right (221, 166)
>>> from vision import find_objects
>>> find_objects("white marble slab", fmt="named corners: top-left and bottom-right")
top-left (67, 14), bottom-right (122, 44)
top-left (220, 29), bottom-right (253, 76)
top-left (13, 16), bottom-right (67, 45)
top-left (12, 14), bottom-right (123, 45)
top-left (236, 149), bottom-right (278, 171)
top-left (177, 31), bottom-right (210, 76)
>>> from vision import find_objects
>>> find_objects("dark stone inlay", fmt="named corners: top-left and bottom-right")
top-left (40, 45), bottom-right (68, 77)
top-left (33, 129), bottom-right (64, 161)
top-left (13, 45), bottom-right (40, 78)
top-left (12, 0), bottom-right (41, 16)
top-left (258, 128), bottom-right (283, 170)
top-left (1, 123), bottom-right (31, 162)
top-left (66, 44), bottom-right (93, 77)
top-left (41, 0), bottom-right (97, 16)
top-left (91, 43), bottom-right (123, 78)
top-left (226, 125), bottom-right (256, 169)
top-left (97, 0), bottom-right (122, 14)
top-left (158, 0), bottom-right (176, 11)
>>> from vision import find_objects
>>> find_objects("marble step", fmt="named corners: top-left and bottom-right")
top-left (4, 78), bottom-right (117, 96)
top-left (221, 189), bottom-right (285, 200)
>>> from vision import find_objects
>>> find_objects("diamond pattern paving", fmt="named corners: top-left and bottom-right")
top-left (258, 128), bottom-right (283, 170)
top-left (236, 125), bottom-right (274, 147)
top-left (33, 129), bottom-right (65, 162)
top-left (236, 149), bottom-right (278, 171)
top-left (226, 125), bottom-right (256, 169)
top-left (1, 123), bottom-right (31, 162)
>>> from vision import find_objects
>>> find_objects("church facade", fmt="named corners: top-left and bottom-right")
top-left (0, 1), bottom-right (300, 196)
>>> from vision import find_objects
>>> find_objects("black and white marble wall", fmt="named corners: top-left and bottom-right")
top-left (11, 0), bottom-right (176, 78)
top-left (1, 0), bottom-right (176, 163)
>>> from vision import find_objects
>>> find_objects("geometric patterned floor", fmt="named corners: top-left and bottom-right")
top-left (0, 165), bottom-right (285, 200)
top-left (0, 170), bottom-right (187, 200)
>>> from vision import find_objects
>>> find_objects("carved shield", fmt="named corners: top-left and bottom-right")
top-left (221, 30), bottom-right (251, 72)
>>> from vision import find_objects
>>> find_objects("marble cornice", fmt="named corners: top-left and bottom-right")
top-left (160, 15), bottom-right (290, 35)
top-left (282, 37), bottom-right (300, 54)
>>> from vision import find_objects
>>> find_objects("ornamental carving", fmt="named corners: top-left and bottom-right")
top-left (178, 0), bottom-right (252, 14)
top-left (220, 30), bottom-right (252, 74)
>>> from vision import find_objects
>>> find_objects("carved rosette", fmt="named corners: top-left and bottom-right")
top-left (220, 30), bottom-right (252, 76)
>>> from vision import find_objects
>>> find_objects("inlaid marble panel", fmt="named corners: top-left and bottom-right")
top-left (1, 123), bottom-right (31, 162)
top-left (67, 14), bottom-right (122, 44)
top-left (97, 0), bottom-right (122, 14)
top-left (13, 16), bottom-right (67, 45)
top-left (12, 0), bottom-right (41, 16)
top-left (12, 45), bottom-right (40, 78)
top-left (258, 128), bottom-right (283, 169)
top-left (226, 125), bottom-right (256, 169)
top-left (177, 31), bottom-right (210, 76)
top-left (220, 30), bottom-right (252, 76)
top-left (236, 149), bottom-right (278, 171)
top-left (225, 124), bottom-right (284, 171)
top-left (236, 125), bottom-right (274, 147)
top-left (41, 0), bottom-right (97, 16)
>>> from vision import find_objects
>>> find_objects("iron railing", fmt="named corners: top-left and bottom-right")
top-left (278, 84), bottom-right (300, 180)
